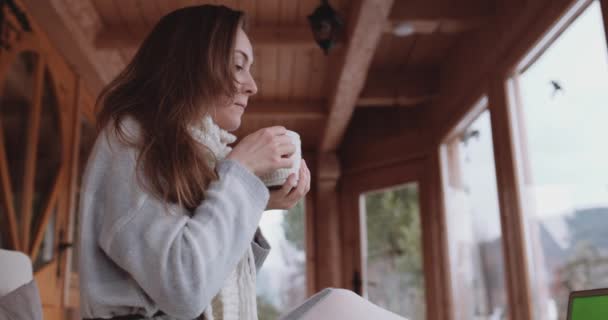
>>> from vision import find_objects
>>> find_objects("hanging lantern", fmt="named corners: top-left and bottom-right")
top-left (307, 0), bottom-right (343, 54)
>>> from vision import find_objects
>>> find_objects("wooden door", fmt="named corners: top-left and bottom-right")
top-left (0, 31), bottom-right (73, 320)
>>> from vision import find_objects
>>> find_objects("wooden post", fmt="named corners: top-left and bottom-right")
top-left (488, 77), bottom-right (534, 320)
top-left (314, 152), bottom-right (343, 289)
top-left (423, 152), bottom-right (454, 320)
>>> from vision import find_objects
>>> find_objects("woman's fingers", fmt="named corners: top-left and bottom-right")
top-left (303, 160), bottom-right (311, 193)
top-left (267, 161), bottom-right (312, 210)
top-left (279, 174), bottom-right (297, 196)
top-left (277, 157), bottom-right (294, 169)
top-left (287, 169), bottom-right (308, 202)
top-left (261, 126), bottom-right (287, 137)
top-left (277, 143), bottom-right (296, 158)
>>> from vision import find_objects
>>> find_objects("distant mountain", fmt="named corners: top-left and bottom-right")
top-left (476, 207), bottom-right (608, 295)
top-left (564, 207), bottom-right (608, 253)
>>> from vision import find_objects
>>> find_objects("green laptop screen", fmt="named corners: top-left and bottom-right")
top-left (571, 295), bottom-right (608, 320)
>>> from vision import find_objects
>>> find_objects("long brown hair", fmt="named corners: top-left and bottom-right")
top-left (97, 5), bottom-right (245, 210)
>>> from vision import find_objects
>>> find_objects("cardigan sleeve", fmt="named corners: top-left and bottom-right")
top-left (97, 149), bottom-right (269, 319)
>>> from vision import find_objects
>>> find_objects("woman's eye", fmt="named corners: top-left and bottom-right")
top-left (235, 65), bottom-right (244, 71)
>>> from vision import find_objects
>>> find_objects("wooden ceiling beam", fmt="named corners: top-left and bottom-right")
top-left (385, 0), bottom-right (493, 35)
top-left (319, 0), bottom-right (395, 152)
top-left (95, 25), bottom-right (318, 49)
top-left (243, 101), bottom-right (326, 120)
top-left (384, 18), bottom-right (488, 35)
top-left (390, 0), bottom-right (494, 21)
top-left (358, 69), bottom-right (439, 107)
top-left (96, 20), bottom-right (484, 51)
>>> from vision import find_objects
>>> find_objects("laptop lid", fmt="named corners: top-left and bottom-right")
top-left (567, 288), bottom-right (608, 320)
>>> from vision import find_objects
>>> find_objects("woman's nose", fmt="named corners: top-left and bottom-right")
top-left (243, 73), bottom-right (258, 96)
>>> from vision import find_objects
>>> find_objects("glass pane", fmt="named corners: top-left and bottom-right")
top-left (442, 110), bottom-right (508, 319)
top-left (361, 183), bottom-right (426, 319)
top-left (0, 51), bottom-right (38, 240)
top-left (516, 2), bottom-right (608, 319)
top-left (257, 201), bottom-right (307, 320)
top-left (31, 69), bottom-right (62, 246)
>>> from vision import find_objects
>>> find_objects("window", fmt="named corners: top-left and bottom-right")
top-left (360, 183), bottom-right (426, 319)
top-left (441, 108), bottom-right (508, 319)
top-left (513, 2), bottom-right (608, 319)
top-left (257, 201), bottom-right (307, 320)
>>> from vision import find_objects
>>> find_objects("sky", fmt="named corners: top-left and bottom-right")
top-left (256, 209), bottom-right (306, 310)
top-left (460, 0), bottom-right (608, 243)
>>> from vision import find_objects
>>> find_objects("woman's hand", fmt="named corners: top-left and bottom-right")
top-left (227, 126), bottom-right (295, 176)
top-left (266, 159), bottom-right (311, 210)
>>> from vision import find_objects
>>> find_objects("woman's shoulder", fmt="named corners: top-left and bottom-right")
top-left (85, 116), bottom-right (143, 173)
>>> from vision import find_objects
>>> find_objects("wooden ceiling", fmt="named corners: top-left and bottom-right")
top-left (23, 0), bottom-right (496, 152)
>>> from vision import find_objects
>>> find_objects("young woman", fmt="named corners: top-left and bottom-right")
top-left (78, 5), bottom-right (310, 320)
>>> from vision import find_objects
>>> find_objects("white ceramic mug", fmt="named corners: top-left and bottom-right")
top-left (260, 130), bottom-right (301, 187)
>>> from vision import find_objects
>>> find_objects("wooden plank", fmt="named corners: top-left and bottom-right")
top-left (20, 57), bottom-right (45, 251)
top-left (256, 0), bottom-right (280, 26)
top-left (488, 78), bottom-right (534, 320)
top-left (319, 0), bottom-right (395, 152)
top-left (240, 0), bottom-right (256, 27)
top-left (29, 169), bottom-right (63, 260)
top-left (137, 0), bottom-right (161, 30)
top-left (0, 122), bottom-right (20, 250)
top-left (297, 0), bottom-right (317, 25)
top-left (96, 24), bottom-right (316, 49)
top-left (251, 26), bottom-right (316, 49)
top-left (389, 34), bottom-right (417, 70)
top-left (389, 0), bottom-right (493, 21)
top-left (113, 0), bottom-right (144, 48)
top-left (291, 50), bottom-right (313, 100)
top-left (407, 33), bottom-right (460, 68)
top-left (152, 0), bottom-right (167, 21)
top-left (278, 0), bottom-right (298, 27)
top-left (340, 107), bottom-right (429, 174)
top-left (257, 47), bottom-right (279, 100)
top-left (220, 0), bottom-right (239, 10)
top-left (91, 0), bottom-right (116, 25)
top-left (276, 47), bottom-right (295, 101)
top-left (370, 34), bottom-right (394, 70)
top-left (155, 0), bottom-right (173, 18)
top-left (307, 50), bottom-right (328, 100)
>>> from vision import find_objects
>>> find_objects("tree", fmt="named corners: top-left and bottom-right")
top-left (282, 200), bottom-right (306, 251)
top-left (257, 295), bottom-right (281, 320)
top-left (363, 184), bottom-right (425, 319)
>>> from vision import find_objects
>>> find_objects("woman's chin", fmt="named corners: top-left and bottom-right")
top-left (223, 120), bottom-right (241, 132)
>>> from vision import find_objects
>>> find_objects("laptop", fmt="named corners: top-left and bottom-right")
top-left (567, 288), bottom-right (608, 320)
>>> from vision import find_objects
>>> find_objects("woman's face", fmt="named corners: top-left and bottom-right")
top-left (213, 27), bottom-right (258, 132)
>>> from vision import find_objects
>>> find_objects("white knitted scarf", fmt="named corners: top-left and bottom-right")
top-left (189, 115), bottom-right (259, 320)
